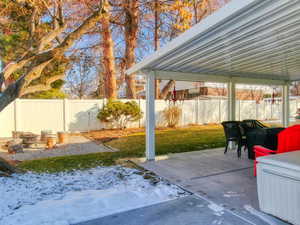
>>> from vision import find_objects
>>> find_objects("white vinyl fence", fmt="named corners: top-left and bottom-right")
top-left (0, 98), bottom-right (299, 137)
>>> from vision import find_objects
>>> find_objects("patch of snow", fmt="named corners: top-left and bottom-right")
top-left (223, 191), bottom-right (242, 198)
top-left (0, 166), bottom-right (186, 225)
top-left (212, 218), bottom-right (224, 225)
top-left (208, 203), bottom-right (225, 217)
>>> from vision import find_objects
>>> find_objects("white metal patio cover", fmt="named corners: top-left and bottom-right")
top-left (126, 0), bottom-right (300, 160)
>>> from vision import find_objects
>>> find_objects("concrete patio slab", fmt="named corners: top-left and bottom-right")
top-left (75, 195), bottom-right (256, 225)
top-left (140, 148), bottom-right (253, 183)
top-left (139, 148), bottom-right (289, 225)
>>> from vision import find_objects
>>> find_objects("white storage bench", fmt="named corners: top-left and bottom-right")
top-left (257, 151), bottom-right (300, 225)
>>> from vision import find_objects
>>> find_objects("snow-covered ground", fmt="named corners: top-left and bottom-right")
top-left (0, 166), bottom-right (186, 225)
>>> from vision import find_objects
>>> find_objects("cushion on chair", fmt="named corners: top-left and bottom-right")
top-left (277, 125), bottom-right (300, 153)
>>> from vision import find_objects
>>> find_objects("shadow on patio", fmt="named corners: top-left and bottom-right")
top-left (139, 148), bottom-right (289, 225)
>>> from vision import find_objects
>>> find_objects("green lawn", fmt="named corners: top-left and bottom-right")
top-left (19, 125), bottom-right (225, 173)
top-left (108, 125), bottom-right (225, 156)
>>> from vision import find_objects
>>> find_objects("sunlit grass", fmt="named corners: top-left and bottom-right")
top-left (19, 125), bottom-right (225, 173)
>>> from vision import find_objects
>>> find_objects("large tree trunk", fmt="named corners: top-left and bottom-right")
top-left (160, 80), bottom-right (175, 99)
top-left (124, 0), bottom-right (139, 99)
top-left (155, 80), bottom-right (161, 99)
top-left (0, 76), bottom-right (26, 112)
top-left (101, 0), bottom-right (117, 99)
top-left (95, 71), bottom-right (105, 98)
top-left (154, 0), bottom-right (160, 99)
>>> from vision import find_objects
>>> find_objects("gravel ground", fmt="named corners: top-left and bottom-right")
top-left (0, 135), bottom-right (115, 161)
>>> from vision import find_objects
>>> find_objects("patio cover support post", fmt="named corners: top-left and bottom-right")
top-left (282, 82), bottom-right (290, 127)
top-left (145, 71), bottom-right (156, 161)
top-left (228, 79), bottom-right (236, 121)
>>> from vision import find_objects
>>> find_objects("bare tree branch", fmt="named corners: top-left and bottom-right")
top-left (21, 74), bottom-right (64, 96)
top-left (55, 6), bottom-right (105, 54)
top-left (160, 80), bottom-right (175, 99)
top-left (37, 25), bottom-right (66, 52)
top-left (20, 59), bottom-right (53, 93)
top-left (2, 57), bottom-right (34, 80)
top-left (0, 1), bottom-right (106, 112)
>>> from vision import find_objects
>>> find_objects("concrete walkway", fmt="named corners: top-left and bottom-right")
top-left (0, 135), bottom-right (115, 161)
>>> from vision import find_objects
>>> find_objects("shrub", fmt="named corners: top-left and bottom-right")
top-left (163, 105), bottom-right (182, 128)
top-left (97, 100), bottom-right (143, 129)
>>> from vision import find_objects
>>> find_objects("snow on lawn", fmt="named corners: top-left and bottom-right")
top-left (0, 166), bottom-right (186, 225)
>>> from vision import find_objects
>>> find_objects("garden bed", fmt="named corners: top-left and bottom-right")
top-left (85, 128), bottom-right (145, 143)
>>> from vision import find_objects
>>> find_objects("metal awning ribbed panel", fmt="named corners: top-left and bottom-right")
top-left (127, 0), bottom-right (300, 82)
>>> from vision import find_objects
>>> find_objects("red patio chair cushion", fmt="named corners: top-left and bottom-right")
top-left (277, 125), bottom-right (300, 153)
top-left (253, 125), bottom-right (300, 176)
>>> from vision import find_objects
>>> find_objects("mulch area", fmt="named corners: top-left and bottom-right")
top-left (84, 128), bottom-right (146, 144)
top-left (84, 126), bottom-right (211, 144)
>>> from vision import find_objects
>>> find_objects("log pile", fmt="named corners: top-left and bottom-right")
top-left (7, 139), bottom-right (24, 154)
top-left (0, 157), bottom-right (21, 176)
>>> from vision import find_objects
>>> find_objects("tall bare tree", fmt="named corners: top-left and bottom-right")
top-left (154, 0), bottom-right (161, 99)
top-left (100, 0), bottom-right (117, 99)
top-left (66, 53), bottom-right (98, 99)
top-left (123, 0), bottom-right (139, 99)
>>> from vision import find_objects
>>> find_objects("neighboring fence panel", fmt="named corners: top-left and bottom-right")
top-left (0, 101), bottom-right (15, 137)
top-left (0, 98), bottom-right (298, 137)
top-left (155, 100), bottom-right (168, 127)
top-left (17, 99), bottom-right (65, 134)
top-left (221, 100), bottom-right (228, 122)
top-left (181, 100), bottom-right (196, 126)
top-left (68, 100), bottom-right (103, 132)
top-left (240, 100), bottom-right (256, 121)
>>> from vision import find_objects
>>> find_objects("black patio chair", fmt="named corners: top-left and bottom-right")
top-left (246, 127), bottom-right (284, 159)
top-left (221, 121), bottom-right (246, 158)
top-left (241, 120), bottom-right (267, 133)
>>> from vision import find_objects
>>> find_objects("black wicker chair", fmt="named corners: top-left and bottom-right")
top-left (221, 121), bottom-right (246, 158)
top-left (241, 120), bottom-right (267, 132)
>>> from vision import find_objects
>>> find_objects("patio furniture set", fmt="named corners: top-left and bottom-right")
top-left (222, 120), bottom-right (300, 169)
top-left (221, 120), bottom-right (284, 159)
top-left (221, 120), bottom-right (300, 173)
top-left (222, 120), bottom-right (300, 224)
